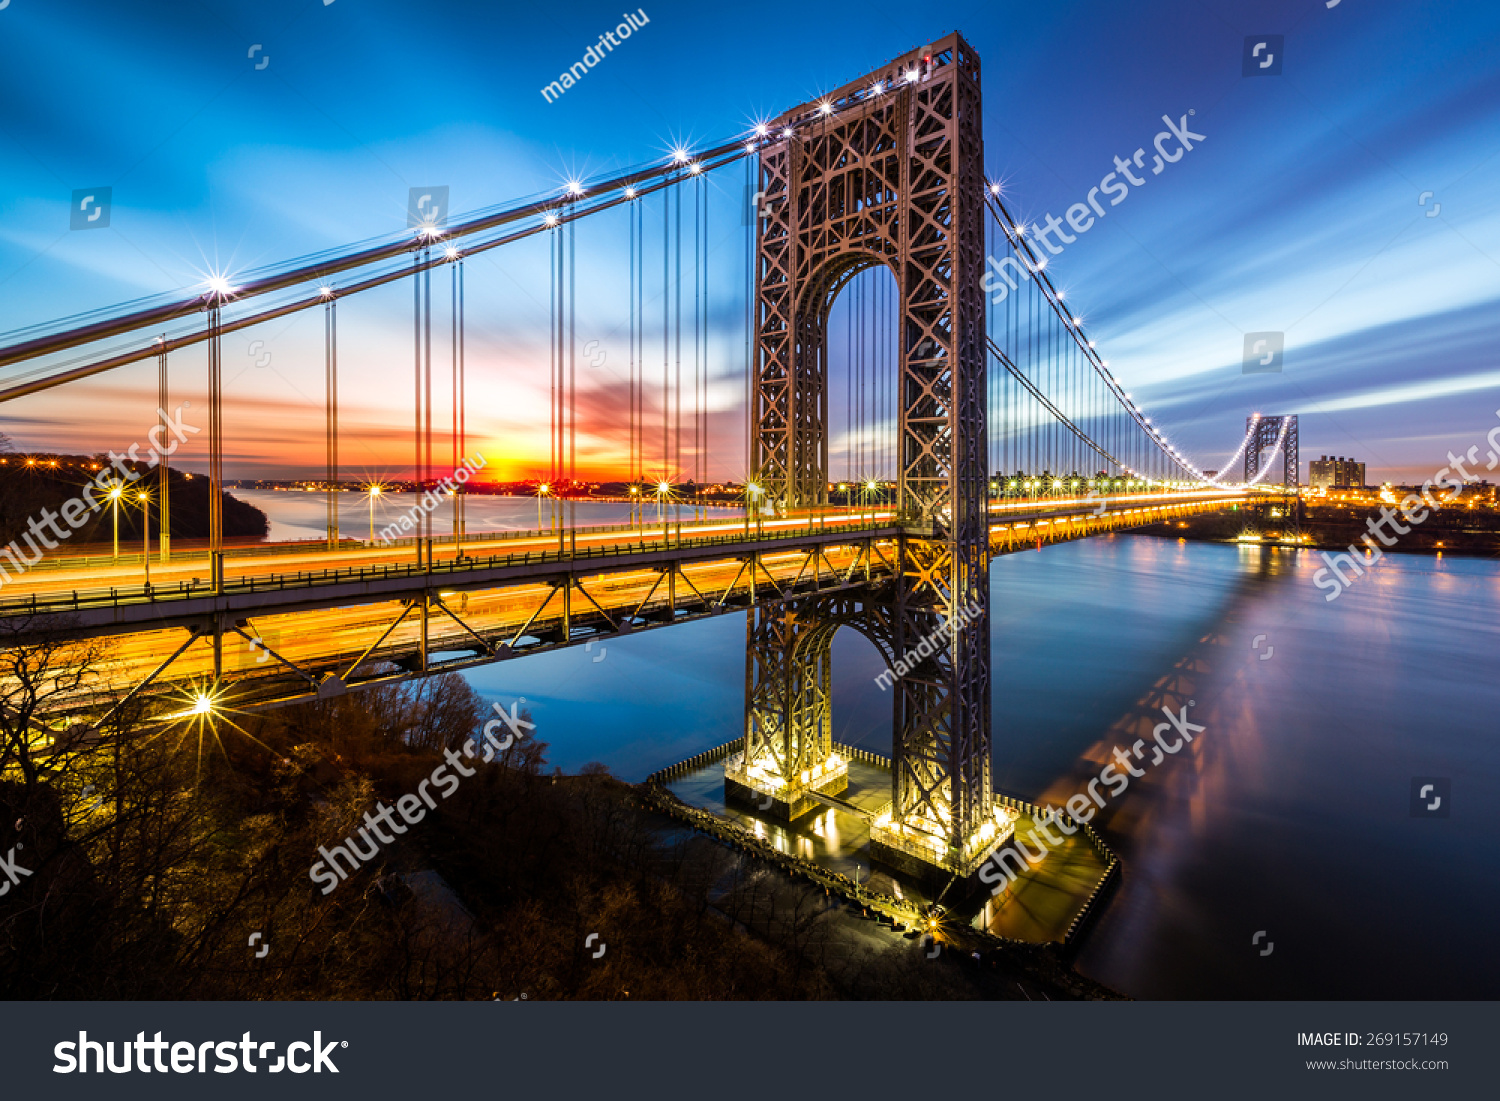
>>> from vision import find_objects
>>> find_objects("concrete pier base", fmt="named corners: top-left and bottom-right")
top-left (725, 772), bottom-right (848, 823)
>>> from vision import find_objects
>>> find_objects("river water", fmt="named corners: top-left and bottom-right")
top-left (232, 488), bottom-right (713, 542)
top-left (246, 493), bottom-right (1500, 999)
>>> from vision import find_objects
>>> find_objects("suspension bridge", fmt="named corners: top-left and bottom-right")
top-left (0, 33), bottom-right (1295, 883)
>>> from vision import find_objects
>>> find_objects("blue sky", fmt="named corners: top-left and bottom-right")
top-left (1, 0), bottom-right (1497, 482)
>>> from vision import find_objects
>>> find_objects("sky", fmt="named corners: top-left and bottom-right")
top-left (1, 0), bottom-right (1498, 484)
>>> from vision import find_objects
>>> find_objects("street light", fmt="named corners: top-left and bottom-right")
top-left (137, 491), bottom-right (150, 585)
top-left (367, 484), bottom-right (383, 542)
top-left (744, 481), bottom-right (764, 533)
top-left (655, 480), bottom-right (672, 535)
top-left (537, 482), bottom-right (551, 532)
top-left (108, 483), bottom-right (124, 562)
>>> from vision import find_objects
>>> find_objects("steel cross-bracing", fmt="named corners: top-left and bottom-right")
top-left (744, 33), bottom-right (1001, 877)
top-left (1245, 414), bottom-right (1299, 490)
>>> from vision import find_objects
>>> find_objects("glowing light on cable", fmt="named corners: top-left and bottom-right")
top-left (1201, 418), bottom-right (1265, 486)
top-left (1243, 417), bottom-right (1293, 487)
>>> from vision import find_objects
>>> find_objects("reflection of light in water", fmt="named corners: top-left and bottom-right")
top-left (823, 809), bottom-right (841, 853)
top-left (753, 819), bottom-right (765, 839)
top-left (798, 837), bottom-right (814, 859)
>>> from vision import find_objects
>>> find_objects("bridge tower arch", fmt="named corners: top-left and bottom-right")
top-left (744, 33), bottom-right (1003, 879)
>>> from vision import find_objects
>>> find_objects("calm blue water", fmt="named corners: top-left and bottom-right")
top-left (250, 493), bottom-right (1500, 998)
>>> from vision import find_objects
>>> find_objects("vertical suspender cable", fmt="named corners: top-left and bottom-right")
top-left (449, 260), bottom-right (458, 539)
top-left (413, 252), bottom-right (422, 553)
top-left (745, 155), bottom-right (755, 494)
top-left (568, 208), bottom-right (576, 535)
top-left (424, 251), bottom-right (432, 546)
top-left (701, 173), bottom-right (709, 512)
top-left (674, 177), bottom-right (682, 503)
top-left (208, 301), bottom-right (223, 603)
top-left (326, 296), bottom-right (338, 549)
top-left (846, 280), bottom-right (858, 483)
top-left (630, 195), bottom-right (638, 491)
top-left (858, 272), bottom-right (866, 482)
top-left (666, 181), bottom-right (674, 488)
top-left (458, 259), bottom-right (466, 540)
top-left (556, 224), bottom-right (562, 519)
top-left (694, 173), bottom-right (703, 515)
top-left (157, 338), bottom-right (170, 561)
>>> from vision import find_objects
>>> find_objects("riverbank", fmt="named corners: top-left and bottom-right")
top-left (1140, 503), bottom-right (1500, 555)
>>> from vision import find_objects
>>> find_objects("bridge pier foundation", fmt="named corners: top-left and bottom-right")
top-left (728, 602), bottom-right (847, 821)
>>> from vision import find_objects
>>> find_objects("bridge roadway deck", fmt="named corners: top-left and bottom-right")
top-left (0, 491), bottom-right (1244, 713)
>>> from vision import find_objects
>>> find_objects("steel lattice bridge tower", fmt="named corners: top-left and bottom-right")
top-left (1241, 413), bottom-right (1302, 541)
top-left (0, 32), bottom-right (1261, 889)
top-left (1245, 415), bottom-right (1298, 490)
top-left (728, 34), bottom-right (1003, 879)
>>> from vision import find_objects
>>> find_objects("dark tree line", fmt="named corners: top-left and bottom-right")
top-left (0, 619), bottom-right (830, 999)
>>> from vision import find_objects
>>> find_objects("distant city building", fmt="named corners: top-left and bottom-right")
top-left (1202, 470), bottom-right (1218, 479)
top-left (1308, 455), bottom-right (1365, 489)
